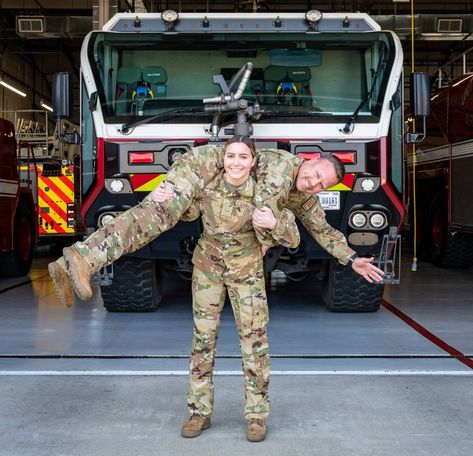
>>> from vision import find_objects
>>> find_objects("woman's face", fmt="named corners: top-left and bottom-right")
top-left (223, 142), bottom-right (256, 186)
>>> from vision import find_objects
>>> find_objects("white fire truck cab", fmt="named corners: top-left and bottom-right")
top-left (53, 11), bottom-right (429, 312)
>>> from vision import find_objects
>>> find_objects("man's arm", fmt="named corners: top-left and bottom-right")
top-left (252, 149), bottom-right (298, 246)
top-left (287, 191), bottom-right (355, 265)
top-left (286, 191), bottom-right (384, 282)
top-left (253, 207), bottom-right (300, 248)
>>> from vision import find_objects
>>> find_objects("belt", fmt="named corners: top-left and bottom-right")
top-left (201, 231), bottom-right (258, 245)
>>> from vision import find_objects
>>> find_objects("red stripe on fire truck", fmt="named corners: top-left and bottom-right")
top-left (130, 174), bottom-right (166, 192)
top-left (328, 173), bottom-right (355, 191)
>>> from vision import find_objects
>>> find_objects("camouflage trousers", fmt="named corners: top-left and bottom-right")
top-left (188, 262), bottom-right (270, 420)
top-left (70, 150), bottom-right (205, 275)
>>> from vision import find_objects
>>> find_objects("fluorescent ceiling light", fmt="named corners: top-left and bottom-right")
top-left (40, 100), bottom-right (53, 112)
top-left (0, 79), bottom-right (27, 97)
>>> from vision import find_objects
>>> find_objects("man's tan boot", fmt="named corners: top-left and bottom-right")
top-left (63, 246), bottom-right (93, 300)
top-left (48, 260), bottom-right (74, 308)
top-left (246, 418), bottom-right (266, 442)
top-left (181, 415), bottom-right (211, 438)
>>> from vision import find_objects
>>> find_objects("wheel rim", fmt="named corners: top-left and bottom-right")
top-left (18, 217), bottom-right (32, 260)
top-left (431, 210), bottom-right (444, 251)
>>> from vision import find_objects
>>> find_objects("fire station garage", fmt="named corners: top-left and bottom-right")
top-left (1, 0), bottom-right (472, 454)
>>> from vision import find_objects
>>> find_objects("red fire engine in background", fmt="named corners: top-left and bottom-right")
top-left (408, 47), bottom-right (473, 267)
top-left (0, 117), bottom-right (37, 277)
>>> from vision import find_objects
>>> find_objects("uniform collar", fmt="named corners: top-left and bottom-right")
top-left (223, 173), bottom-right (255, 197)
top-left (292, 156), bottom-right (304, 190)
top-left (208, 169), bottom-right (255, 197)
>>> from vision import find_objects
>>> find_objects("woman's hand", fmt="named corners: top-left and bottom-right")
top-left (261, 245), bottom-right (270, 256)
top-left (253, 207), bottom-right (277, 230)
top-left (150, 181), bottom-right (175, 203)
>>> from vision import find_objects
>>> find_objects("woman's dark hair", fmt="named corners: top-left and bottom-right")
top-left (224, 135), bottom-right (256, 156)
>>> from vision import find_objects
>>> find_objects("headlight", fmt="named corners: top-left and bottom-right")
top-left (168, 147), bottom-right (186, 166)
top-left (370, 212), bottom-right (387, 229)
top-left (161, 9), bottom-right (179, 23)
top-left (110, 179), bottom-right (124, 193)
top-left (361, 178), bottom-right (375, 192)
top-left (98, 213), bottom-right (115, 227)
top-left (305, 10), bottom-right (323, 23)
top-left (350, 212), bottom-right (367, 228)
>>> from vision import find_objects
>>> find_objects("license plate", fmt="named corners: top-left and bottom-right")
top-left (318, 191), bottom-right (340, 210)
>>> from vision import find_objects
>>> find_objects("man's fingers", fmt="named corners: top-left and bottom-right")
top-left (370, 272), bottom-right (384, 282)
top-left (372, 266), bottom-right (385, 276)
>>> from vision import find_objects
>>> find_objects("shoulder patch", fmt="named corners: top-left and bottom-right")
top-left (302, 196), bottom-right (317, 212)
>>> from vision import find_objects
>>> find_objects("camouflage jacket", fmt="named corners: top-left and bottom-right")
top-left (189, 170), bottom-right (300, 275)
top-left (182, 170), bottom-right (300, 249)
top-left (165, 145), bottom-right (355, 265)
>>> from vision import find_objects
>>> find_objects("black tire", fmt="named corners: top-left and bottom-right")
top-left (322, 260), bottom-right (384, 312)
top-left (100, 257), bottom-right (164, 312)
top-left (429, 195), bottom-right (473, 268)
top-left (0, 199), bottom-right (35, 277)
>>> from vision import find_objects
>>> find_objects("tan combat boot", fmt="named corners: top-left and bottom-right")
top-left (63, 246), bottom-right (93, 301)
top-left (246, 418), bottom-right (266, 442)
top-left (48, 260), bottom-right (74, 308)
top-left (181, 415), bottom-right (211, 438)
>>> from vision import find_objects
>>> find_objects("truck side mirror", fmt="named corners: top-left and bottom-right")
top-left (52, 72), bottom-right (80, 144)
top-left (52, 72), bottom-right (73, 119)
top-left (405, 72), bottom-right (430, 144)
top-left (410, 72), bottom-right (431, 118)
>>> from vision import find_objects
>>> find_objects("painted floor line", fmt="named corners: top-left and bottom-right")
top-left (0, 370), bottom-right (472, 376)
top-left (382, 299), bottom-right (473, 370)
top-left (1, 353), bottom-right (473, 359)
top-left (0, 279), bottom-right (31, 294)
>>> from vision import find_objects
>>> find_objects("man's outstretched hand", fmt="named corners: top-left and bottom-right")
top-left (352, 257), bottom-right (384, 283)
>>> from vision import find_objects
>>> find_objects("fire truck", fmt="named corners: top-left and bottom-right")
top-left (53, 11), bottom-right (428, 312)
top-left (13, 111), bottom-right (82, 240)
top-left (408, 48), bottom-right (473, 268)
top-left (0, 117), bottom-right (37, 277)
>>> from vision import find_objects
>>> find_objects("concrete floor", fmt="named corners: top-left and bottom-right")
top-left (1, 252), bottom-right (472, 455)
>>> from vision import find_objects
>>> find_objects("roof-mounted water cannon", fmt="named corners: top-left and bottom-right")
top-left (405, 72), bottom-right (431, 144)
top-left (203, 62), bottom-right (261, 141)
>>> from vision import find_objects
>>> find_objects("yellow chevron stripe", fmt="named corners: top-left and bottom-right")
top-left (328, 182), bottom-right (351, 191)
top-left (37, 193), bottom-right (75, 234)
top-left (135, 174), bottom-right (166, 192)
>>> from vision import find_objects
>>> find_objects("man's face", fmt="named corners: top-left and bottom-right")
top-left (295, 158), bottom-right (340, 195)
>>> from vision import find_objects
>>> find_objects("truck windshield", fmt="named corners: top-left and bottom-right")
top-left (88, 31), bottom-right (395, 125)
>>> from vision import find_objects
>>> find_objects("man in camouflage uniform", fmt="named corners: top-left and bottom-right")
top-left (178, 137), bottom-right (299, 441)
top-left (49, 143), bottom-right (383, 308)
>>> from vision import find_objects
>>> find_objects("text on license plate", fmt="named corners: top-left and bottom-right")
top-left (318, 191), bottom-right (340, 210)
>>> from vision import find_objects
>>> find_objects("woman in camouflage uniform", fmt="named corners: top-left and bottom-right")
top-left (154, 136), bottom-right (299, 442)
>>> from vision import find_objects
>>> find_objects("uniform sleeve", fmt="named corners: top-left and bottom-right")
top-left (180, 200), bottom-right (201, 222)
top-left (267, 208), bottom-right (300, 248)
top-left (253, 149), bottom-right (296, 246)
top-left (287, 191), bottom-right (355, 265)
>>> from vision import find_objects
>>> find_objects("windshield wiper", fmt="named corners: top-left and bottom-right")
top-left (255, 109), bottom-right (328, 120)
top-left (120, 108), bottom-right (203, 134)
top-left (341, 47), bottom-right (387, 134)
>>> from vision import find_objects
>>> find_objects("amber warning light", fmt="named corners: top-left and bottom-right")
top-left (129, 152), bottom-right (155, 164)
top-left (297, 151), bottom-right (356, 164)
